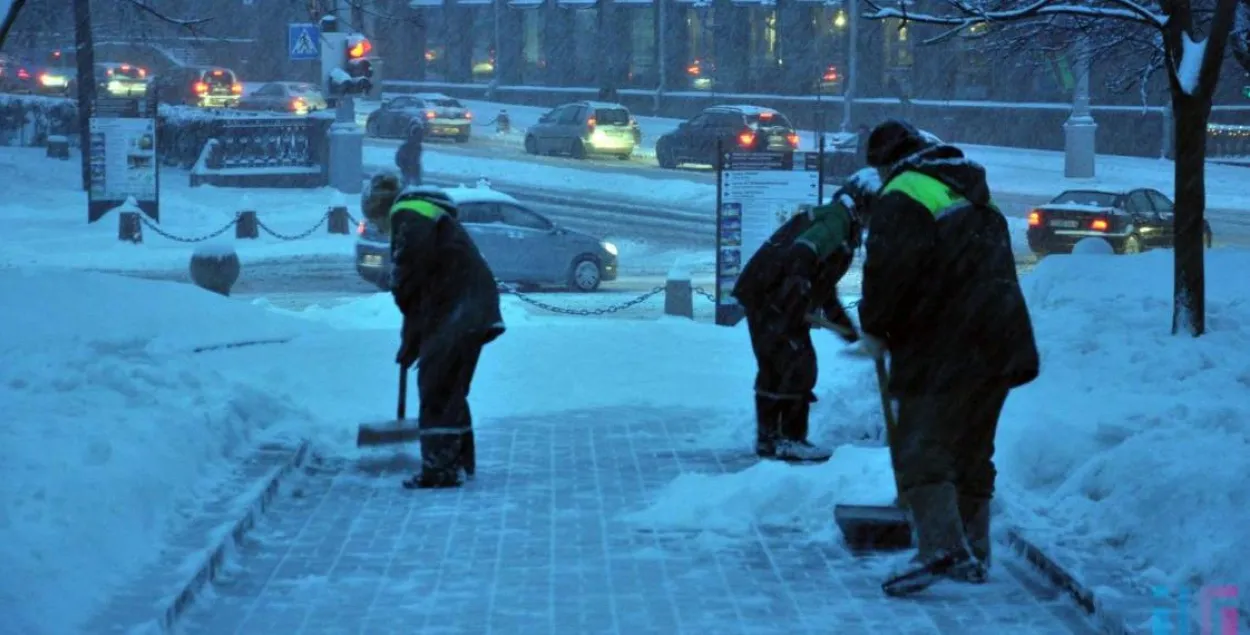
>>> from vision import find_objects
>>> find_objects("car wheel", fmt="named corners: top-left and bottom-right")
top-left (524, 135), bottom-right (538, 155)
top-left (571, 140), bottom-right (587, 160)
top-left (366, 118), bottom-right (379, 137)
top-left (1121, 234), bottom-right (1142, 255)
top-left (656, 141), bottom-right (677, 169)
top-left (616, 153), bottom-right (630, 161)
top-left (568, 256), bottom-right (602, 292)
top-left (455, 132), bottom-right (470, 143)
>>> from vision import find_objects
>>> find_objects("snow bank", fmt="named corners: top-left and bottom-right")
top-left (997, 250), bottom-right (1250, 610)
top-left (628, 247), bottom-right (1250, 616)
top-left (0, 269), bottom-right (318, 635)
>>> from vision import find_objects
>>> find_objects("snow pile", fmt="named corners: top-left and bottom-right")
top-left (0, 269), bottom-right (318, 635)
top-left (629, 248), bottom-right (1250, 614)
top-left (266, 292), bottom-right (533, 330)
top-left (997, 250), bottom-right (1250, 609)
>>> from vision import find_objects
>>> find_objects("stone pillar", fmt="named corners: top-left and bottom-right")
top-left (329, 103), bottom-right (364, 194)
top-left (712, 0), bottom-right (749, 93)
top-left (444, 6), bottom-right (475, 83)
top-left (656, 0), bottom-right (687, 94)
top-left (777, 0), bottom-right (814, 95)
top-left (1063, 36), bottom-right (1097, 178)
top-left (496, 1), bottom-right (523, 85)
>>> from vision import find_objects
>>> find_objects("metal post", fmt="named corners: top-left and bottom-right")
top-left (71, 0), bottom-right (96, 192)
top-left (840, 0), bottom-right (857, 132)
top-left (1063, 35), bottom-right (1097, 178)
top-left (656, 0), bottom-right (666, 111)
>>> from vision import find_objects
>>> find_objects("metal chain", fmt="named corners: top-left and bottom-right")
top-left (256, 213), bottom-right (329, 241)
top-left (692, 286), bottom-right (716, 303)
top-left (498, 282), bottom-right (666, 316)
top-left (138, 214), bottom-right (238, 243)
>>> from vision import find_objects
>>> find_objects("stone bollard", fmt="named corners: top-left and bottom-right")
top-left (189, 245), bottom-right (241, 297)
top-left (46, 135), bottom-right (70, 160)
top-left (118, 210), bottom-right (142, 243)
top-left (664, 266), bottom-right (694, 319)
top-left (327, 205), bottom-right (350, 234)
top-left (236, 210), bottom-right (259, 239)
top-left (496, 110), bottom-right (510, 134)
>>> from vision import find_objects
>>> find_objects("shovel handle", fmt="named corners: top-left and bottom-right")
top-left (397, 364), bottom-right (409, 419)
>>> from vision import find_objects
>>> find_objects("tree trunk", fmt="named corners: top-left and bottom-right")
top-left (72, 0), bottom-right (97, 193)
top-left (1169, 89), bottom-right (1210, 337)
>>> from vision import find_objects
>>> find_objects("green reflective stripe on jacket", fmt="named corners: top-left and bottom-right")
top-left (881, 170), bottom-right (1001, 218)
top-left (389, 198), bottom-right (444, 220)
top-left (794, 200), bottom-right (853, 260)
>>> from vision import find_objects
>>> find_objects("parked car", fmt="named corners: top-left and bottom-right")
top-left (656, 105), bottom-right (799, 169)
top-left (1026, 188), bottom-right (1213, 256)
top-left (524, 101), bottom-right (638, 160)
top-left (354, 184), bottom-right (619, 292)
top-left (0, 53), bottom-right (36, 94)
top-left (95, 62), bottom-right (149, 98)
top-left (236, 81), bottom-right (327, 114)
top-left (151, 66), bottom-right (241, 108)
top-left (365, 93), bottom-right (472, 141)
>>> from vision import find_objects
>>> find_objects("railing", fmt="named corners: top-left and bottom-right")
top-left (1207, 124), bottom-right (1250, 166)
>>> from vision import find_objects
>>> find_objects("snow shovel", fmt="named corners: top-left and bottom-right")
top-left (356, 364), bottom-right (422, 447)
top-left (833, 355), bottom-right (914, 551)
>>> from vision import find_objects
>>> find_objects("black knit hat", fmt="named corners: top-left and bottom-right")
top-left (865, 119), bottom-right (928, 167)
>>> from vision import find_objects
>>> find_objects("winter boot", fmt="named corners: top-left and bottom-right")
top-left (774, 395), bottom-right (832, 463)
top-left (754, 395), bottom-right (783, 458)
top-left (949, 495), bottom-right (992, 581)
top-left (881, 482), bottom-right (985, 597)
top-left (461, 430), bottom-right (476, 479)
top-left (402, 427), bottom-right (466, 489)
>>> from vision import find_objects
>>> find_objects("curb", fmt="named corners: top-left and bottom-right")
top-left (1006, 526), bottom-right (1150, 635)
top-left (156, 440), bottom-right (311, 632)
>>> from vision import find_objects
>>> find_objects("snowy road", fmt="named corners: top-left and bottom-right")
top-left (166, 409), bottom-right (1098, 635)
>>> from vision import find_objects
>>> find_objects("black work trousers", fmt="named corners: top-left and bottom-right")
top-left (891, 381), bottom-right (1010, 500)
top-left (416, 335), bottom-right (483, 472)
top-left (745, 309), bottom-right (817, 440)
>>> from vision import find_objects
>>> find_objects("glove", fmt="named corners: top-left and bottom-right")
top-left (395, 318), bottom-right (421, 367)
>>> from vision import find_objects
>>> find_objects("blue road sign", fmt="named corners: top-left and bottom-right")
top-left (289, 23), bottom-right (321, 61)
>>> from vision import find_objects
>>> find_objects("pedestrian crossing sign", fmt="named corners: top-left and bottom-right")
top-left (289, 23), bottom-right (321, 61)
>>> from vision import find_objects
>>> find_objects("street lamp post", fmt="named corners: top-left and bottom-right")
top-left (1063, 35), bottom-right (1097, 177)
top-left (656, 0), bottom-right (666, 111)
top-left (840, 0), bottom-right (857, 132)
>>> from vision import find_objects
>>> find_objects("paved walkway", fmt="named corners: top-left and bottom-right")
top-left (155, 407), bottom-right (1094, 635)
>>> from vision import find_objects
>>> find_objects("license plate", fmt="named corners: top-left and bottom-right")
top-left (436, 127), bottom-right (459, 135)
top-left (1049, 220), bottom-right (1079, 228)
top-left (771, 135), bottom-right (784, 144)
top-left (361, 254), bottom-right (383, 266)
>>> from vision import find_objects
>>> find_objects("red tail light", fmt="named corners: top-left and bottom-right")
top-left (759, 112), bottom-right (773, 121)
top-left (465, 111), bottom-right (472, 120)
top-left (138, 68), bottom-right (147, 78)
top-left (231, 83), bottom-right (242, 95)
top-left (356, 221), bottom-right (366, 236)
top-left (786, 133), bottom-right (799, 147)
top-left (291, 97), bottom-right (306, 111)
top-left (425, 110), bottom-right (435, 119)
top-left (1090, 218), bottom-right (1109, 231)
top-left (17, 68), bottom-right (30, 80)
top-left (587, 116), bottom-right (596, 132)
top-left (686, 64), bottom-right (700, 76)
top-left (737, 131), bottom-right (756, 148)
top-left (193, 81), bottom-right (208, 95)
top-left (1027, 210), bottom-right (1041, 227)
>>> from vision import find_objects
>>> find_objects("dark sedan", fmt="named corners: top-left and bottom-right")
top-left (1026, 188), bottom-right (1213, 256)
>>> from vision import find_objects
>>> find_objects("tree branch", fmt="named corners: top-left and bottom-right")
top-left (122, 0), bottom-right (212, 28)
top-left (862, 0), bottom-right (1166, 31)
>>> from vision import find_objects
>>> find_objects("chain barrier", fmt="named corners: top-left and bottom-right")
top-left (138, 214), bottom-right (238, 243)
top-left (497, 282), bottom-right (673, 316)
top-left (693, 286), bottom-right (716, 303)
top-left (256, 214), bottom-right (329, 241)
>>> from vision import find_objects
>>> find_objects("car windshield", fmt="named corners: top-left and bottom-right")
top-left (1050, 190), bottom-right (1119, 207)
top-left (593, 108), bottom-right (630, 126)
top-left (430, 98), bottom-right (462, 108)
top-left (746, 112), bottom-right (792, 128)
top-left (286, 83), bottom-right (318, 95)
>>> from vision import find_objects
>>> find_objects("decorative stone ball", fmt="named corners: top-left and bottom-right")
top-left (1072, 237), bottom-right (1115, 256)
top-left (189, 244), bottom-right (241, 296)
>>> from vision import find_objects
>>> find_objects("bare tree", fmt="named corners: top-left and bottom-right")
top-left (863, 0), bottom-right (1246, 337)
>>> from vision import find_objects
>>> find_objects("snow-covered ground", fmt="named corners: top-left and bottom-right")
top-left (379, 96), bottom-right (1250, 212)
top-left (4, 241), bottom-right (1248, 630)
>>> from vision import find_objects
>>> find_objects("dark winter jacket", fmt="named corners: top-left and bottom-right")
top-left (389, 192), bottom-right (504, 364)
top-left (733, 195), bottom-right (858, 330)
top-left (395, 127), bottom-right (424, 185)
top-left (859, 144), bottom-right (1039, 394)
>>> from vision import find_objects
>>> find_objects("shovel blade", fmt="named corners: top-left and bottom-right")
top-left (834, 503), bottom-right (913, 551)
top-left (357, 418), bottom-right (422, 447)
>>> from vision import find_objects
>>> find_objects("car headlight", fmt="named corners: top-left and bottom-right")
top-left (601, 241), bottom-right (618, 256)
